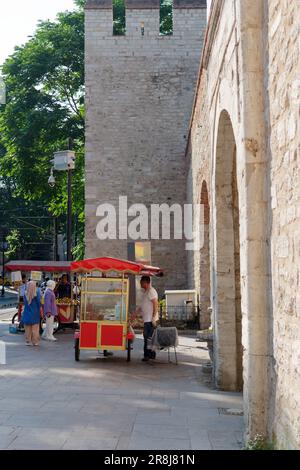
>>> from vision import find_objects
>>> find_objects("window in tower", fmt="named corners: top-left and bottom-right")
top-left (113, 0), bottom-right (126, 36)
top-left (160, 0), bottom-right (173, 35)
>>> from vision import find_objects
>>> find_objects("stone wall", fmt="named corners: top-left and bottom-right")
top-left (186, 68), bottom-right (211, 327)
top-left (186, 0), bottom-right (300, 449)
top-left (85, 0), bottom-right (300, 448)
top-left (85, 1), bottom-right (207, 293)
top-left (188, 0), bottom-right (247, 395)
top-left (265, 0), bottom-right (300, 449)
top-left (187, 0), bottom-right (273, 442)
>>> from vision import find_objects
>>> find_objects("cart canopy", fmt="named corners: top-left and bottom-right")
top-left (6, 257), bottom-right (163, 277)
top-left (70, 257), bottom-right (163, 276)
top-left (5, 260), bottom-right (71, 273)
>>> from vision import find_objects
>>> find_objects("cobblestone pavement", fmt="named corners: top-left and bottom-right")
top-left (0, 321), bottom-right (244, 450)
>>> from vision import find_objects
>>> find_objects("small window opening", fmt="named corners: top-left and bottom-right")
top-left (160, 0), bottom-right (173, 36)
top-left (113, 0), bottom-right (126, 36)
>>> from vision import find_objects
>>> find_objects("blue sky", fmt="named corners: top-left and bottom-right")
top-left (0, 0), bottom-right (77, 66)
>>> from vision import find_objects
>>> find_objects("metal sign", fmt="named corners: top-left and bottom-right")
top-left (11, 271), bottom-right (22, 283)
top-left (135, 241), bottom-right (151, 264)
top-left (30, 271), bottom-right (42, 282)
top-left (52, 151), bottom-right (75, 171)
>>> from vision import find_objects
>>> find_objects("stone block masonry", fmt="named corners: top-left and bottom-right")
top-left (265, 0), bottom-right (300, 449)
top-left (85, 1), bottom-right (207, 292)
top-left (85, 0), bottom-right (300, 450)
top-left (186, 0), bottom-right (300, 450)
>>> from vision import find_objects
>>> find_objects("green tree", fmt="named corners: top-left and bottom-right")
top-left (160, 0), bottom-right (173, 35)
top-left (113, 0), bottom-right (126, 35)
top-left (0, 0), bottom-right (84, 260)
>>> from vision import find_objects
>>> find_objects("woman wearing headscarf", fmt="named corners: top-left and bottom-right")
top-left (22, 281), bottom-right (41, 346)
top-left (42, 280), bottom-right (58, 342)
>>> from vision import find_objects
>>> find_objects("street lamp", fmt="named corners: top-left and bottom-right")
top-left (48, 168), bottom-right (56, 188)
top-left (48, 143), bottom-right (75, 261)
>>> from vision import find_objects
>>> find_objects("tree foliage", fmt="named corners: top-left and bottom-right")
top-left (0, 0), bottom-right (174, 262)
top-left (0, 1), bottom-right (84, 260)
top-left (113, 0), bottom-right (126, 35)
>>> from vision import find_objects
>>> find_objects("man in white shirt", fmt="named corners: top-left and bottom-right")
top-left (139, 275), bottom-right (158, 362)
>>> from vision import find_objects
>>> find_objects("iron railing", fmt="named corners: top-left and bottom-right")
top-left (159, 304), bottom-right (200, 330)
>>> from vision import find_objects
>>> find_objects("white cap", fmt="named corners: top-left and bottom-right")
top-left (47, 280), bottom-right (56, 290)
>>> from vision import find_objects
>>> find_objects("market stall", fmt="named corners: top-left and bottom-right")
top-left (70, 257), bottom-right (163, 362)
top-left (5, 260), bottom-right (79, 333)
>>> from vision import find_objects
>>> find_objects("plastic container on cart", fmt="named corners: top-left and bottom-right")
top-left (115, 302), bottom-right (121, 321)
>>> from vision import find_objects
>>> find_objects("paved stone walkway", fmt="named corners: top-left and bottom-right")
top-left (0, 320), bottom-right (244, 450)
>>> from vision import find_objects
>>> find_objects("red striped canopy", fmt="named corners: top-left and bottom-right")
top-left (70, 257), bottom-right (163, 276)
top-left (5, 260), bottom-right (71, 273)
top-left (6, 257), bottom-right (163, 277)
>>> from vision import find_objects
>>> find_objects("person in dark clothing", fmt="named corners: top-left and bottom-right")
top-left (55, 274), bottom-right (71, 299)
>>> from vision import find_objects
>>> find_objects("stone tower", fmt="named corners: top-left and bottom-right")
top-left (85, 0), bottom-right (207, 291)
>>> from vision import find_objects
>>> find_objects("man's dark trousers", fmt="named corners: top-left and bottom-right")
top-left (143, 322), bottom-right (155, 359)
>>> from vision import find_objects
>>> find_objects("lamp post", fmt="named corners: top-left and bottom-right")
top-left (48, 140), bottom-right (75, 261)
top-left (67, 163), bottom-right (72, 262)
top-left (1, 234), bottom-right (8, 297)
top-left (1, 79), bottom-right (7, 295)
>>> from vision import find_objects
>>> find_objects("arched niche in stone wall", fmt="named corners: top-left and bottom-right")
top-left (212, 109), bottom-right (243, 392)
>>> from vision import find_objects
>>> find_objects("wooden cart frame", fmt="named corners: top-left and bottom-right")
top-left (71, 257), bottom-right (163, 363)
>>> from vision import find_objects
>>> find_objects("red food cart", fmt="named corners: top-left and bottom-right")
top-left (70, 257), bottom-right (163, 362)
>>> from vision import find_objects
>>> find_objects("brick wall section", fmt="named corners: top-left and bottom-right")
top-left (85, 0), bottom-right (207, 7)
top-left (200, 181), bottom-right (209, 225)
top-left (174, 0), bottom-right (207, 7)
top-left (186, 69), bottom-right (211, 329)
top-left (186, 69), bottom-right (210, 299)
top-left (85, 4), bottom-right (206, 293)
top-left (85, 0), bottom-right (112, 9)
top-left (185, 0), bottom-right (300, 447)
top-left (265, 0), bottom-right (300, 449)
top-left (126, 0), bottom-right (160, 8)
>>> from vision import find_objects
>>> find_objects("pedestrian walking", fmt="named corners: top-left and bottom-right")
top-left (40, 276), bottom-right (50, 295)
top-left (42, 280), bottom-right (58, 342)
top-left (22, 281), bottom-right (41, 347)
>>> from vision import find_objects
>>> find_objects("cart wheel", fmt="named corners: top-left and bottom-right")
top-left (12, 312), bottom-right (25, 333)
top-left (39, 315), bottom-right (60, 335)
top-left (127, 339), bottom-right (132, 362)
top-left (75, 338), bottom-right (80, 362)
top-left (11, 312), bottom-right (18, 324)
